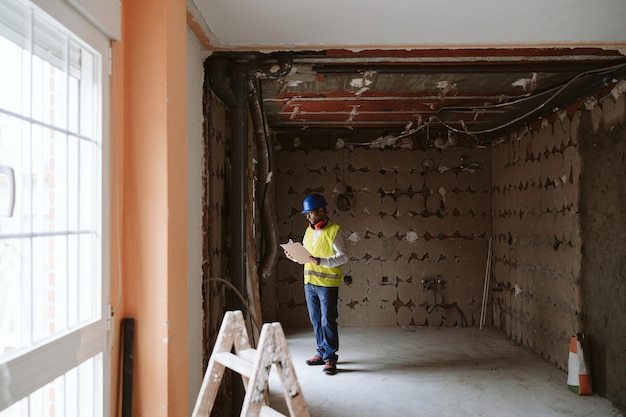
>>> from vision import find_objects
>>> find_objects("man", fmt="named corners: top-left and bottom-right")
top-left (285, 193), bottom-right (349, 375)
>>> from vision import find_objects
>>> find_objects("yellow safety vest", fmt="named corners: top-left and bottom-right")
top-left (303, 222), bottom-right (343, 287)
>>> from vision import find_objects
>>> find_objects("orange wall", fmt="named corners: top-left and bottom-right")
top-left (112, 0), bottom-right (188, 415)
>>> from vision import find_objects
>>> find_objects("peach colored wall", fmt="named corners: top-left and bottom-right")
top-left (165, 0), bottom-right (189, 413)
top-left (113, 0), bottom-right (188, 416)
top-left (110, 36), bottom-right (124, 416)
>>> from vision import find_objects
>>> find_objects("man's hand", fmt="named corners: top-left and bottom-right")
top-left (308, 256), bottom-right (321, 265)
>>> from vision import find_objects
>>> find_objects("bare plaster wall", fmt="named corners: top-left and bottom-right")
top-left (491, 85), bottom-right (626, 412)
top-left (204, 81), bottom-right (626, 412)
top-left (578, 90), bottom-right (626, 411)
top-left (490, 114), bottom-right (583, 370)
top-left (203, 91), bottom-right (229, 358)
top-left (269, 145), bottom-right (491, 329)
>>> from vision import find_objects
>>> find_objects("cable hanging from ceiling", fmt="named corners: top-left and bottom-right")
top-left (427, 61), bottom-right (626, 138)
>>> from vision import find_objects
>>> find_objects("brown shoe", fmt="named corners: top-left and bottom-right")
top-left (323, 360), bottom-right (337, 375)
top-left (305, 354), bottom-right (324, 366)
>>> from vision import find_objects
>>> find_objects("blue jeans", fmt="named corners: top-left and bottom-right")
top-left (304, 283), bottom-right (339, 362)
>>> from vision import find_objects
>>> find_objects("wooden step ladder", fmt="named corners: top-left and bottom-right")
top-left (192, 310), bottom-right (310, 417)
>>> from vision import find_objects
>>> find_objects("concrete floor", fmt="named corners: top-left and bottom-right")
top-left (267, 326), bottom-right (623, 417)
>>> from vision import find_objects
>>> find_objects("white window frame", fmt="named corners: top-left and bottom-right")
top-left (0, 0), bottom-right (111, 414)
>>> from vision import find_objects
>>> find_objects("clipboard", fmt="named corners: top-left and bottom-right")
top-left (280, 241), bottom-right (313, 264)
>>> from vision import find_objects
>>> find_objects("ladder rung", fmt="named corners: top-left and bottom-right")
top-left (213, 349), bottom-right (256, 378)
top-left (238, 348), bottom-right (257, 364)
top-left (260, 406), bottom-right (287, 417)
top-left (193, 311), bottom-right (309, 417)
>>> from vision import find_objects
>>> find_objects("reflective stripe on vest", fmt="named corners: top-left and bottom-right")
top-left (303, 222), bottom-right (343, 287)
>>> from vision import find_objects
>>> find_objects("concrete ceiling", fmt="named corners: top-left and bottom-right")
top-left (188, 0), bottom-right (626, 147)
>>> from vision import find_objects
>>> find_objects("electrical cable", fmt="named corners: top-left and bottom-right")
top-left (427, 61), bottom-right (626, 137)
top-left (205, 277), bottom-right (262, 332)
top-left (335, 62), bottom-right (626, 148)
top-left (346, 123), bottom-right (428, 147)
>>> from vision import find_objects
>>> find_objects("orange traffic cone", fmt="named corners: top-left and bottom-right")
top-left (567, 333), bottom-right (592, 395)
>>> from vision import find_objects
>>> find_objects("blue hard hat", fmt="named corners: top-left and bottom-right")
top-left (301, 193), bottom-right (327, 213)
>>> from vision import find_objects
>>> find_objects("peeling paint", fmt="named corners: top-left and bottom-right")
top-left (369, 135), bottom-right (397, 149)
top-left (406, 231), bottom-right (418, 243)
top-left (348, 232), bottom-right (360, 243)
top-left (347, 105), bottom-right (360, 122)
top-left (584, 96), bottom-right (597, 110)
top-left (438, 187), bottom-right (446, 201)
top-left (611, 80), bottom-right (626, 100)
top-left (433, 137), bottom-right (448, 149)
top-left (436, 80), bottom-right (457, 96)
top-left (511, 73), bottom-right (537, 91)
top-left (350, 78), bottom-right (372, 88)
top-left (290, 105), bottom-right (301, 120)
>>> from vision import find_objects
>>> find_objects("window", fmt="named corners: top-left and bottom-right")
top-left (0, 0), bottom-right (110, 415)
